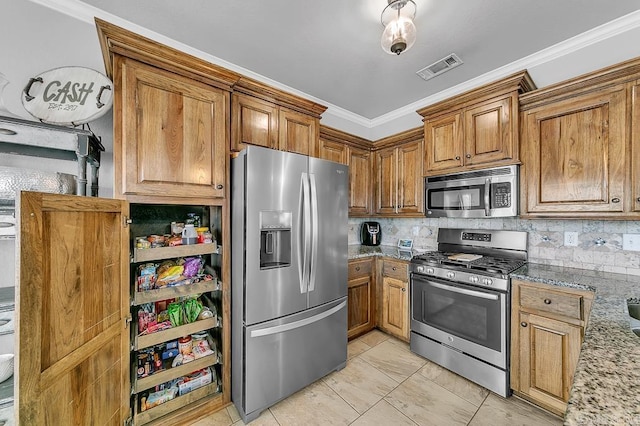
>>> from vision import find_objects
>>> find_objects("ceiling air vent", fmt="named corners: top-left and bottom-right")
top-left (416, 53), bottom-right (463, 81)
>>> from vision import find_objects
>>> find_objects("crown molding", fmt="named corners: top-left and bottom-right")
top-left (29, 1), bottom-right (640, 132)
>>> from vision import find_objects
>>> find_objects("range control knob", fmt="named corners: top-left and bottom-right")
top-left (426, 268), bottom-right (435, 274)
top-left (446, 272), bottom-right (456, 279)
top-left (482, 278), bottom-right (493, 286)
top-left (416, 266), bottom-right (425, 273)
top-left (469, 276), bottom-right (479, 283)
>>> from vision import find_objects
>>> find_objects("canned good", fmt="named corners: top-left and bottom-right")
top-left (136, 237), bottom-right (151, 249)
top-left (196, 227), bottom-right (209, 244)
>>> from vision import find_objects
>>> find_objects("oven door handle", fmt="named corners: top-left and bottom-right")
top-left (428, 281), bottom-right (499, 300)
top-left (484, 178), bottom-right (491, 216)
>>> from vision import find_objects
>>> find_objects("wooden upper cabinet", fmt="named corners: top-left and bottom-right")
top-left (632, 79), bottom-right (640, 213)
top-left (374, 129), bottom-right (424, 216)
top-left (231, 93), bottom-right (278, 151)
top-left (231, 78), bottom-right (326, 156)
top-left (319, 126), bottom-right (373, 216)
top-left (424, 112), bottom-right (464, 171)
top-left (464, 96), bottom-right (513, 166)
top-left (520, 85), bottom-right (627, 216)
top-left (348, 146), bottom-right (372, 216)
top-left (116, 55), bottom-right (228, 202)
top-left (419, 71), bottom-right (535, 175)
top-left (318, 137), bottom-right (348, 164)
top-left (279, 107), bottom-right (318, 156)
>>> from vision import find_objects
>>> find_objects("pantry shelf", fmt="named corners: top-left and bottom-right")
top-left (133, 242), bottom-right (218, 263)
top-left (134, 317), bottom-right (219, 351)
top-left (134, 382), bottom-right (221, 426)
top-left (133, 353), bottom-right (218, 393)
top-left (132, 279), bottom-right (220, 306)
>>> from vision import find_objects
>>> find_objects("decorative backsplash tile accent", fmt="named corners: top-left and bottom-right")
top-left (348, 217), bottom-right (640, 277)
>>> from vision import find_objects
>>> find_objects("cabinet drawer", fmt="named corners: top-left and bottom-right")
top-left (348, 259), bottom-right (373, 278)
top-left (519, 286), bottom-right (583, 320)
top-left (382, 260), bottom-right (408, 281)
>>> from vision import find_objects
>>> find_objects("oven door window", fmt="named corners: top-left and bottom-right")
top-left (413, 277), bottom-right (502, 351)
top-left (427, 185), bottom-right (485, 211)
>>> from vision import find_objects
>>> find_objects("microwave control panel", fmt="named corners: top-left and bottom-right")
top-left (491, 182), bottom-right (511, 208)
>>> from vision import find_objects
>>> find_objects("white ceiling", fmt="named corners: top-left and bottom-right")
top-left (2, 1), bottom-right (640, 139)
top-left (77, 0), bottom-right (640, 118)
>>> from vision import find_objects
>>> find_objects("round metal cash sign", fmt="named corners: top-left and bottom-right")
top-left (21, 66), bottom-right (113, 126)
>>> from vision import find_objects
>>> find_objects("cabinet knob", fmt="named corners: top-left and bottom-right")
top-left (355, 266), bottom-right (360, 271)
top-left (455, 156), bottom-right (460, 160)
top-left (521, 322), bottom-right (528, 327)
top-left (392, 267), bottom-right (397, 271)
top-left (465, 154), bottom-right (471, 158)
top-left (544, 298), bottom-right (552, 305)
top-left (216, 184), bottom-right (224, 190)
top-left (402, 287), bottom-right (406, 292)
top-left (636, 197), bottom-right (640, 202)
top-left (611, 197), bottom-right (620, 203)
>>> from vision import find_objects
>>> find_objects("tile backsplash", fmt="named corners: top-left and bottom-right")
top-left (349, 217), bottom-right (640, 276)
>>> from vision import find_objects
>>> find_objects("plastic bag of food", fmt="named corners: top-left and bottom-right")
top-left (184, 298), bottom-right (203, 323)
top-left (167, 302), bottom-right (184, 327)
top-left (182, 257), bottom-right (203, 278)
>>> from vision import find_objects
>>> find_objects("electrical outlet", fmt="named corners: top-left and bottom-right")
top-left (564, 231), bottom-right (579, 247)
top-left (623, 234), bottom-right (640, 251)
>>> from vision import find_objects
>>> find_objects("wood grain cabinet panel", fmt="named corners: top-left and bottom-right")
top-left (379, 259), bottom-right (409, 341)
top-left (318, 137), bottom-right (348, 164)
top-left (348, 146), bottom-right (372, 216)
top-left (347, 258), bottom-right (375, 339)
top-left (632, 80), bottom-right (640, 213)
top-left (231, 93), bottom-right (278, 151)
top-left (419, 71), bottom-right (533, 175)
top-left (521, 86), bottom-right (627, 215)
top-left (278, 107), bottom-right (318, 156)
top-left (511, 279), bottom-right (593, 416)
top-left (117, 56), bottom-right (227, 201)
top-left (374, 138), bottom-right (423, 216)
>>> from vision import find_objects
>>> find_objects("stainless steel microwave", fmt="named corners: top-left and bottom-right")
top-left (424, 165), bottom-right (518, 218)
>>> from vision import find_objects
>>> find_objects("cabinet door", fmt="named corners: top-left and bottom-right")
top-left (348, 146), bottom-right (372, 216)
top-left (397, 140), bottom-right (423, 214)
top-left (464, 96), bottom-right (514, 166)
top-left (374, 147), bottom-right (397, 215)
top-left (521, 86), bottom-right (627, 214)
top-left (424, 112), bottom-right (464, 172)
top-left (347, 274), bottom-right (375, 339)
top-left (118, 56), bottom-right (227, 200)
top-left (231, 93), bottom-right (278, 152)
top-left (381, 276), bottom-right (409, 340)
top-left (19, 192), bottom-right (129, 425)
top-left (318, 138), bottom-right (348, 164)
top-left (517, 311), bottom-right (582, 415)
top-left (631, 80), bottom-right (640, 213)
top-left (278, 107), bottom-right (318, 156)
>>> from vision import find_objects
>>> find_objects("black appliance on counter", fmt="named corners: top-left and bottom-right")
top-left (360, 221), bottom-right (381, 246)
top-left (409, 228), bottom-right (527, 397)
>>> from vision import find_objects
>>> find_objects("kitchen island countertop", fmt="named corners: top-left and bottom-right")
top-left (511, 263), bottom-right (640, 425)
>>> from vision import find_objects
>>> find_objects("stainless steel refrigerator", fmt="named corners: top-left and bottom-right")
top-left (231, 146), bottom-right (348, 423)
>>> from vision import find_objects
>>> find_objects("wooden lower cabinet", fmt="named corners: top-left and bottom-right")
top-left (379, 259), bottom-right (410, 341)
top-left (511, 279), bottom-right (593, 416)
top-left (347, 258), bottom-right (375, 339)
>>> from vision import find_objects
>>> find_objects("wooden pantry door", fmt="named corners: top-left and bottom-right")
top-left (18, 192), bottom-right (129, 425)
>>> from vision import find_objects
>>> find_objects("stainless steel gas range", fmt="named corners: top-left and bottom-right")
top-left (409, 228), bottom-right (527, 397)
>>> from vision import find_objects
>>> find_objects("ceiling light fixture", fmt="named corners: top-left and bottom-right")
top-left (380, 0), bottom-right (417, 56)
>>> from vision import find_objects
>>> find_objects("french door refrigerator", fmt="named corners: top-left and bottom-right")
top-left (231, 146), bottom-right (348, 423)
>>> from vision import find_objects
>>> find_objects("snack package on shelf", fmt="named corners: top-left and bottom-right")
top-left (137, 263), bottom-right (157, 291)
top-left (177, 367), bottom-right (213, 396)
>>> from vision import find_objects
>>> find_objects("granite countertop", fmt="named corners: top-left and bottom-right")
top-left (348, 244), bottom-right (419, 262)
top-left (511, 264), bottom-right (640, 425)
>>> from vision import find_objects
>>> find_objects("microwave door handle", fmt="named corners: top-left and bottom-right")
top-left (484, 178), bottom-right (491, 216)
top-left (428, 281), bottom-right (499, 300)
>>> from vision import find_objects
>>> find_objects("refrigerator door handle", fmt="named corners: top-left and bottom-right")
top-left (249, 300), bottom-right (346, 338)
top-left (298, 172), bottom-right (311, 294)
top-left (308, 173), bottom-right (318, 292)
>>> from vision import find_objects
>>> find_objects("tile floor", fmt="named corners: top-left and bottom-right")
top-left (192, 330), bottom-right (563, 426)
